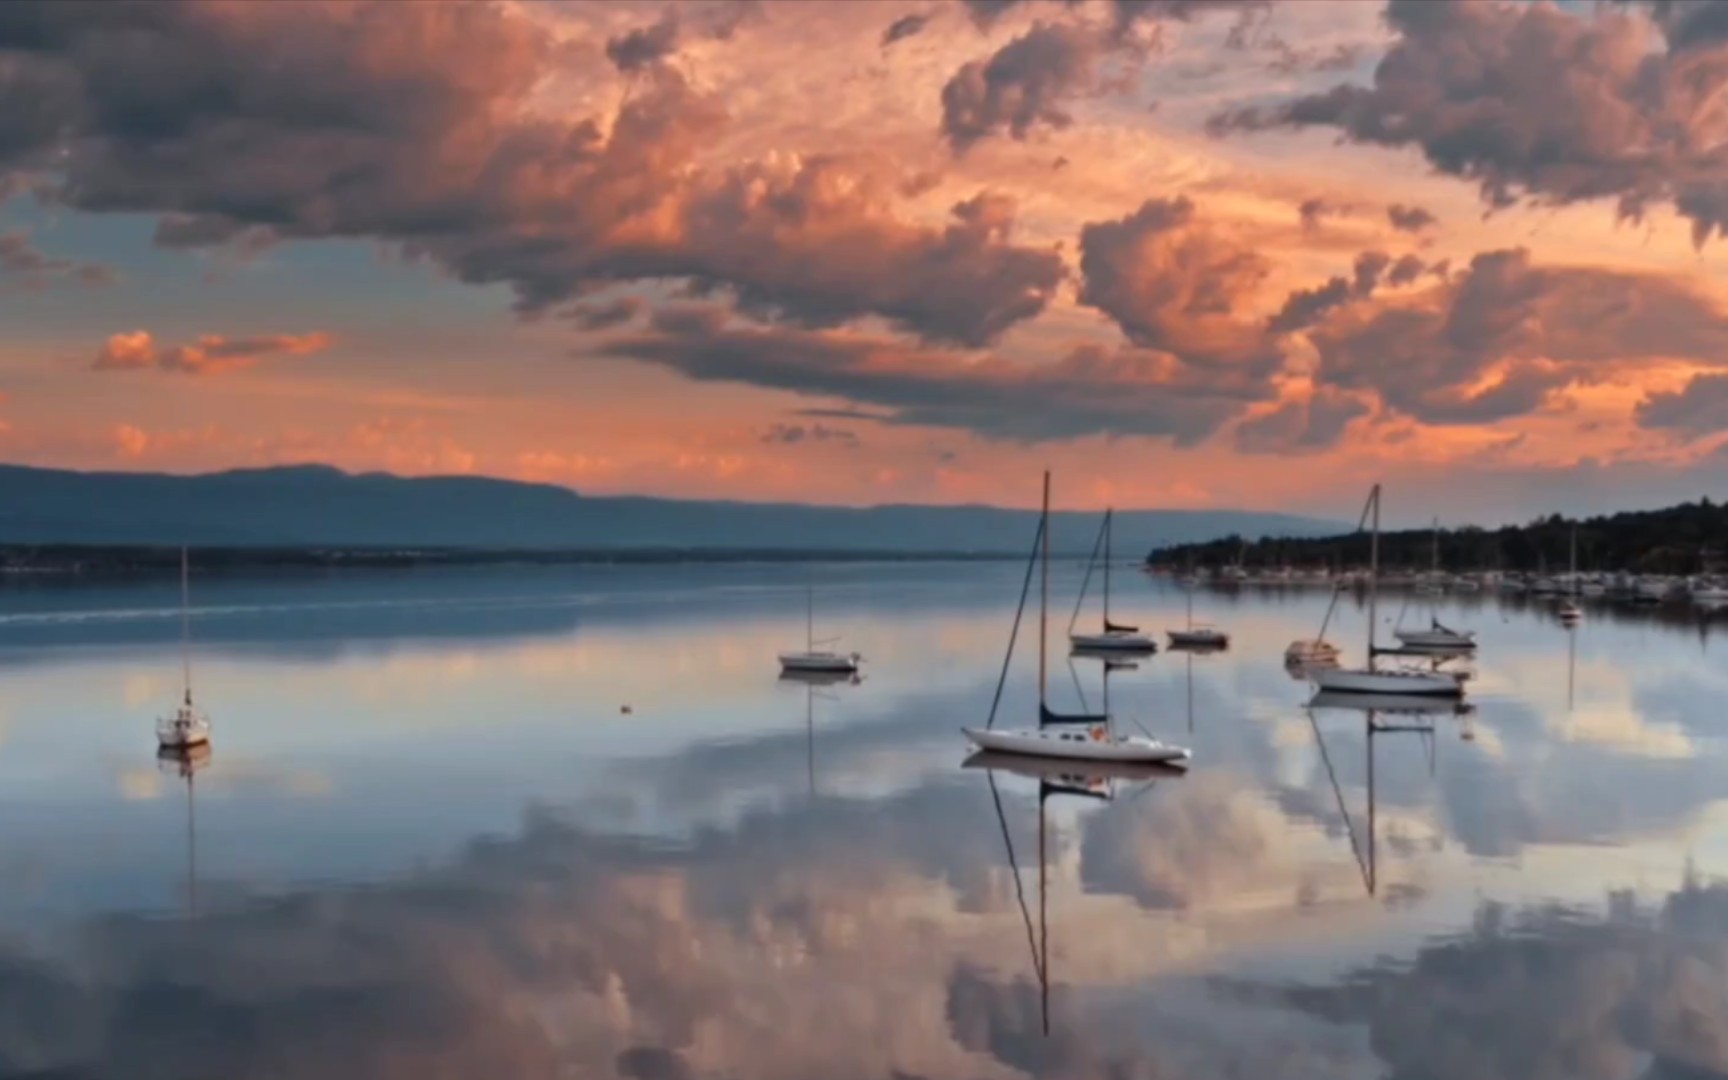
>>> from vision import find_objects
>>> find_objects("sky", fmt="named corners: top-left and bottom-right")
top-left (3, 0), bottom-right (1728, 525)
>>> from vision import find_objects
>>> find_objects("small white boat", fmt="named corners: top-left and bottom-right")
top-left (158, 547), bottom-right (211, 750)
top-left (779, 585), bottom-right (861, 674)
top-left (962, 725), bottom-right (1190, 765)
top-left (1693, 586), bottom-right (1728, 604)
top-left (1312, 666), bottom-right (1463, 696)
top-left (1286, 638), bottom-right (1340, 663)
top-left (1068, 508), bottom-right (1156, 654)
top-left (1558, 600), bottom-right (1583, 622)
top-left (1393, 619), bottom-right (1476, 650)
top-left (1167, 587), bottom-right (1229, 649)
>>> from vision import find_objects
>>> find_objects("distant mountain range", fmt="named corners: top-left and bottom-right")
top-left (0, 464), bottom-right (1344, 554)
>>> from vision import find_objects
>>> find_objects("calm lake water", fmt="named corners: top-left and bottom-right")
top-left (2, 561), bottom-right (1727, 1078)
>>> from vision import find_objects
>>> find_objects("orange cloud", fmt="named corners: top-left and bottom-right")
top-left (92, 330), bottom-right (334, 376)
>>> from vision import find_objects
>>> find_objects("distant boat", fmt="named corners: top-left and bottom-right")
top-left (1559, 523), bottom-right (1583, 624)
top-left (1166, 584), bottom-right (1228, 649)
top-left (1067, 508), bottom-right (1156, 653)
top-left (157, 547), bottom-right (211, 750)
top-left (965, 472), bottom-right (1191, 766)
top-left (1313, 486), bottom-right (1465, 698)
top-left (778, 585), bottom-right (861, 674)
top-left (1394, 517), bottom-right (1474, 650)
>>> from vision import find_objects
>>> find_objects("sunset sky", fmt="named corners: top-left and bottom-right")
top-left (4, 0), bottom-right (1728, 524)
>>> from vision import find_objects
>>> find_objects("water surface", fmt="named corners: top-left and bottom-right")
top-left (2, 562), bottom-right (1726, 1078)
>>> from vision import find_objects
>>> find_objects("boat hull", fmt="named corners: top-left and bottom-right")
top-left (1067, 631), bottom-right (1156, 653)
top-left (778, 652), bottom-right (859, 673)
top-left (962, 726), bottom-right (1190, 764)
top-left (1166, 629), bottom-right (1229, 649)
top-left (1310, 690), bottom-right (1472, 715)
top-left (1393, 629), bottom-right (1476, 649)
top-left (961, 750), bottom-right (1184, 784)
top-left (1311, 667), bottom-right (1463, 696)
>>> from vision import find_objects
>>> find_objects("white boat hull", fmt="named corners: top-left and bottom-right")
top-left (1311, 667), bottom-right (1463, 696)
top-left (157, 706), bottom-right (211, 748)
top-left (962, 726), bottom-right (1190, 764)
top-left (778, 652), bottom-right (859, 673)
top-left (1068, 631), bottom-right (1155, 653)
top-left (1393, 629), bottom-right (1476, 649)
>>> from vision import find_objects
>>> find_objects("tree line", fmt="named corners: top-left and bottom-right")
top-left (1147, 498), bottom-right (1728, 576)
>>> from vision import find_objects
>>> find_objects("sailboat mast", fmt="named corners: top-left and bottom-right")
top-left (1040, 471), bottom-right (1050, 707)
top-left (180, 546), bottom-right (191, 706)
top-left (806, 584), bottom-right (813, 651)
top-left (1103, 508), bottom-right (1112, 626)
top-left (1367, 485), bottom-right (1381, 668)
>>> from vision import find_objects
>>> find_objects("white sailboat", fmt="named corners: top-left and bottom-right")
top-left (777, 585), bottom-right (861, 674)
top-left (1067, 508), bottom-right (1156, 653)
top-left (1166, 584), bottom-right (1229, 649)
top-left (1394, 517), bottom-right (1475, 650)
top-left (1314, 486), bottom-right (1466, 697)
top-left (1558, 523), bottom-right (1582, 623)
top-left (965, 473), bottom-right (1191, 765)
top-left (157, 547), bottom-right (211, 749)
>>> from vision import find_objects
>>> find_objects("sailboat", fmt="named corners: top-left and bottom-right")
top-left (1067, 509), bottom-right (1155, 653)
top-left (964, 473), bottom-right (1191, 764)
top-left (964, 750), bottom-right (1180, 1035)
top-left (1558, 523), bottom-right (1582, 623)
top-left (1394, 517), bottom-right (1475, 650)
top-left (1313, 486), bottom-right (1465, 697)
top-left (1165, 584), bottom-right (1228, 649)
top-left (778, 585), bottom-right (862, 674)
top-left (157, 547), bottom-right (211, 749)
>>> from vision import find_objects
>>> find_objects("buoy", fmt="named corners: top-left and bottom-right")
top-left (620, 705), bottom-right (633, 715)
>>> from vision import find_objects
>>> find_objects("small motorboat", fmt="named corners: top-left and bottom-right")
top-left (962, 725), bottom-right (1190, 765)
top-left (1558, 599), bottom-right (1583, 623)
top-left (1286, 638), bottom-right (1340, 663)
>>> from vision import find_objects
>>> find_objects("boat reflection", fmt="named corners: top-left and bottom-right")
top-left (156, 741), bottom-right (211, 917)
top-left (965, 751), bottom-right (1183, 1034)
top-left (779, 668), bottom-right (858, 794)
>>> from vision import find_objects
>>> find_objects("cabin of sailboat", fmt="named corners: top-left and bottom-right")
top-left (1067, 509), bottom-right (1156, 653)
top-left (777, 585), bottom-right (862, 674)
top-left (964, 473), bottom-right (1191, 765)
top-left (157, 547), bottom-right (211, 750)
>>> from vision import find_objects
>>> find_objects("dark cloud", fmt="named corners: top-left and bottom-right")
top-left (1387, 252), bottom-right (1427, 286)
top-left (0, 229), bottom-right (114, 288)
top-left (944, 1), bottom-right (1265, 150)
top-left (940, 22), bottom-right (1098, 153)
top-left (1297, 197), bottom-right (1345, 232)
top-left (758, 422), bottom-right (860, 447)
top-left (92, 329), bottom-right (333, 376)
top-left (1077, 196), bottom-right (1282, 371)
top-left (0, 2), bottom-right (1059, 346)
top-left (1386, 202), bottom-right (1437, 233)
top-left (1233, 387), bottom-right (1369, 452)
top-left (1209, 0), bottom-right (1728, 245)
top-left (607, 306), bottom-right (1276, 444)
top-left (1268, 275), bottom-right (1351, 334)
top-left (1308, 248), bottom-right (1728, 425)
top-left (1637, 373), bottom-right (1728, 436)
top-left (564, 296), bottom-right (645, 331)
top-left (605, 9), bottom-right (681, 73)
top-left (881, 12), bottom-right (931, 47)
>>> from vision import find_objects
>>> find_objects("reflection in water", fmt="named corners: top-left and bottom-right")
top-left (777, 667), bottom-right (860, 794)
top-left (157, 741), bottom-right (210, 917)
top-left (0, 565), bottom-right (1724, 1076)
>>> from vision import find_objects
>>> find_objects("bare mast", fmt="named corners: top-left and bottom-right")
top-left (180, 546), bottom-right (192, 707)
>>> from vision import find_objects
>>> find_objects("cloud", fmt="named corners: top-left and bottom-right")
top-left (0, 2), bottom-right (1059, 346)
top-left (1637, 373), bottom-right (1728, 436)
top-left (1307, 248), bottom-right (1728, 425)
top-left (564, 296), bottom-right (645, 331)
top-left (607, 305), bottom-right (1277, 444)
top-left (1233, 387), bottom-right (1370, 452)
top-left (940, 21), bottom-right (1099, 153)
top-left (1078, 196), bottom-right (1282, 371)
top-left (757, 422), bottom-right (860, 446)
top-left (92, 330), bottom-right (333, 376)
top-left (0, 229), bottom-right (115, 289)
top-left (605, 8), bottom-right (681, 73)
top-left (1208, 0), bottom-right (1728, 245)
top-left (1386, 203), bottom-right (1437, 233)
top-left (880, 11), bottom-right (930, 47)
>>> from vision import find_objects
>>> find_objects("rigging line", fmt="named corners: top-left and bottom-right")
top-left (1067, 512), bottom-right (1107, 636)
top-left (1068, 655), bottom-right (1090, 715)
top-left (986, 514), bottom-right (1044, 733)
top-left (986, 768), bottom-right (1045, 987)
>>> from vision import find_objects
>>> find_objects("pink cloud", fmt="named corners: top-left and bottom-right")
top-left (92, 330), bottom-right (334, 376)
